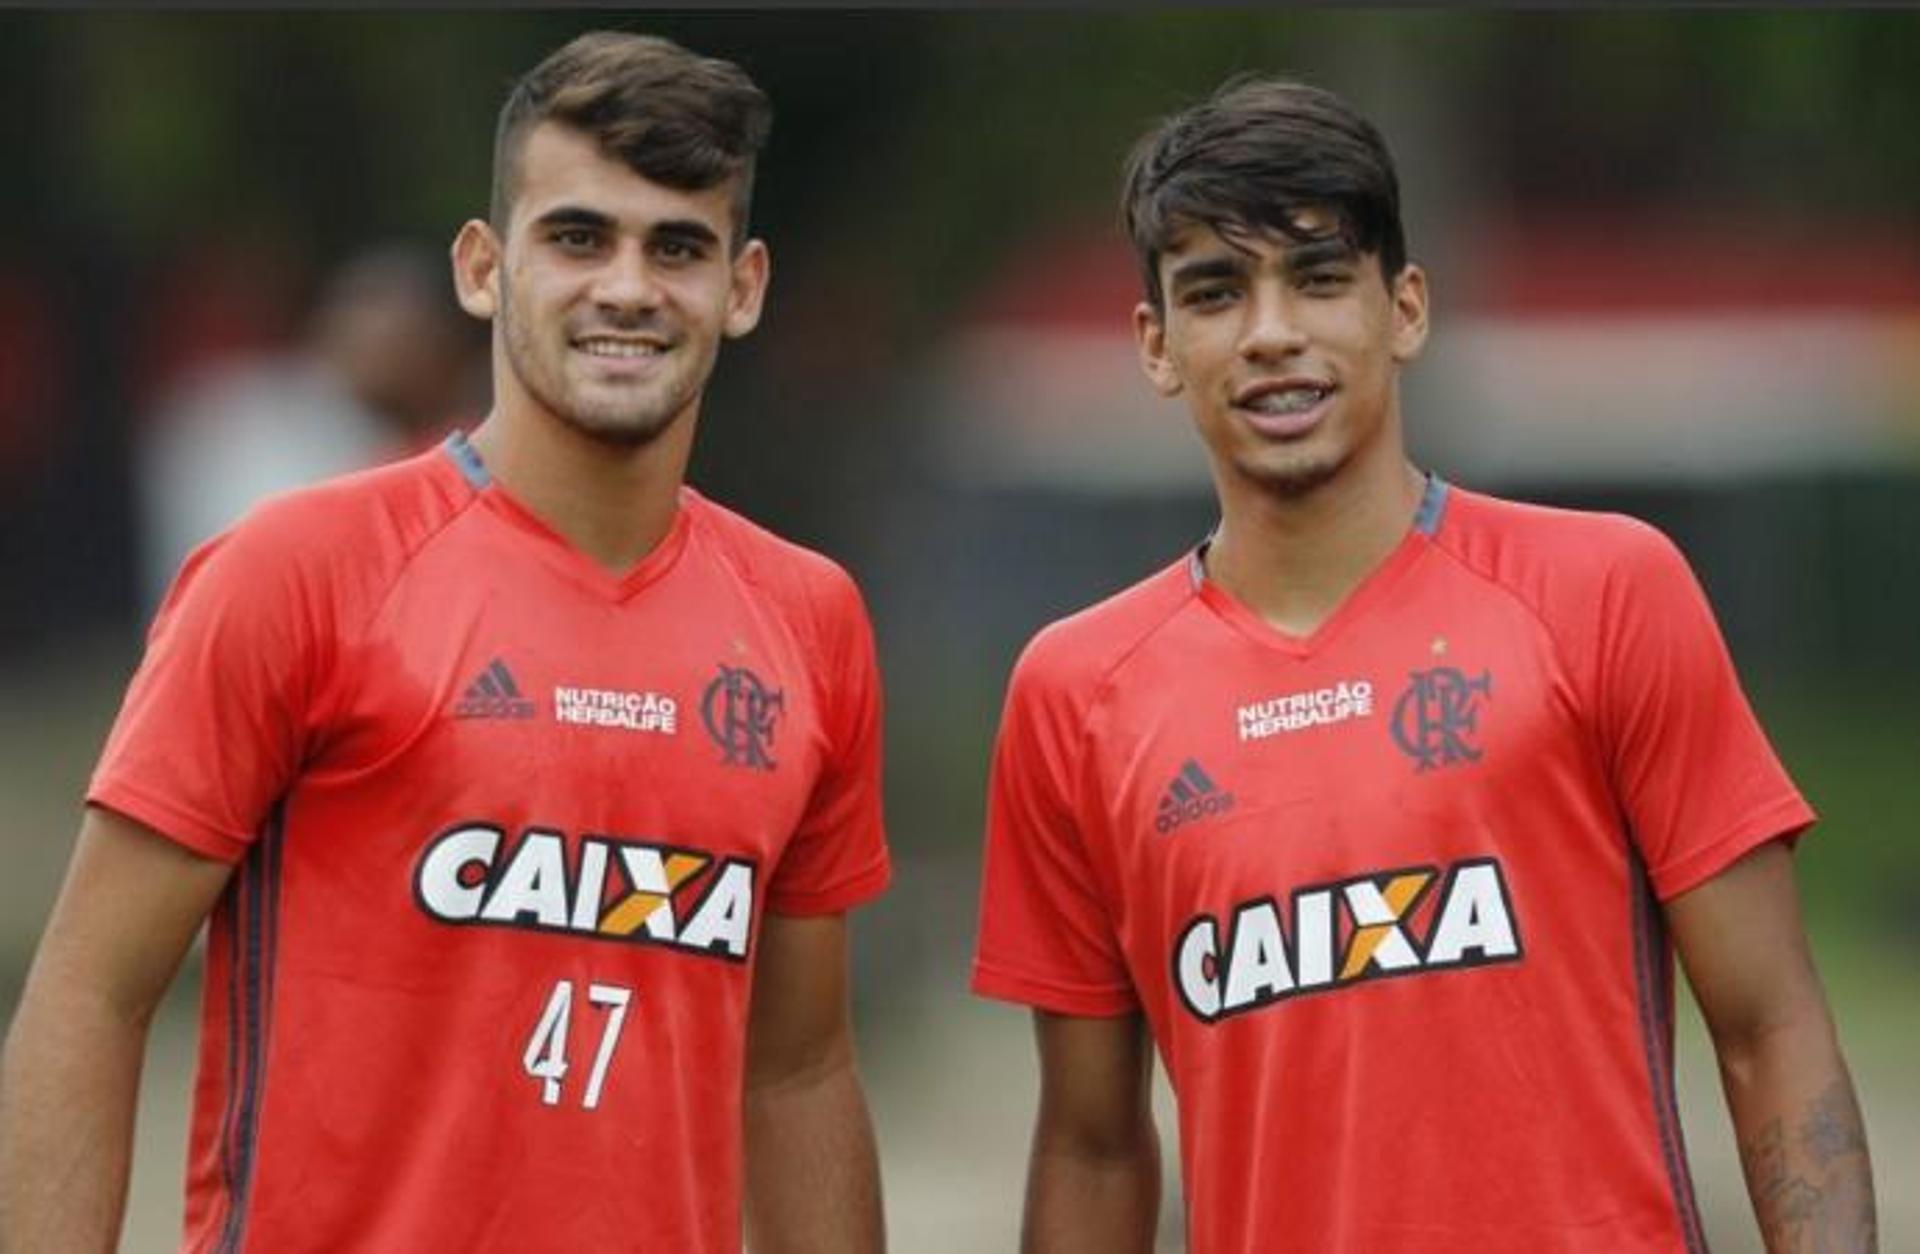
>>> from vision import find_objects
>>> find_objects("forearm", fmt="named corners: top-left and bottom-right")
top-left (743, 1057), bottom-right (883, 1254)
top-left (1022, 1125), bottom-right (1160, 1254)
top-left (0, 982), bottom-right (151, 1252)
top-left (1719, 1019), bottom-right (1877, 1253)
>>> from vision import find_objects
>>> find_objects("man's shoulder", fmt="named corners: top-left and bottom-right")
top-left (1438, 483), bottom-right (1686, 605)
top-left (1445, 482), bottom-right (1669, 551)
top-left (687, 488), bottom-right (861, 600)
top-left (183, 443), bottom-right (474, 606)
top-left (1011, 557), bottom-right (1195, 703)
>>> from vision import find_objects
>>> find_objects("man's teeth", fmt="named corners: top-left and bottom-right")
top-left (579, 340), bottom-right (664, 358)
top-left (1246, 387), bottom-right (1327, 415)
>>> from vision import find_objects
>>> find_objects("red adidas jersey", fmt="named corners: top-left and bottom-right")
top-left (972, 478), bottom-right (1813, 1254)
top-left (90, 433), bottom-right (891, 1253)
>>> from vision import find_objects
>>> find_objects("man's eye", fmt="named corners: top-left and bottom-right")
top-left (553, 228), bottom-right (599, 251)
top-left (1299, 269), bottom-right (1350, 292)
top-left (653, 239), bottom-right (705, 263)
top-left (1182, 285), bottom-right (1236, 310)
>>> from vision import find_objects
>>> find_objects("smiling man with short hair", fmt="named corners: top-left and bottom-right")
top-left (1, 31), bottom-right (889, 1253)
top-left (972, 75), bottom-right (1876, 1254)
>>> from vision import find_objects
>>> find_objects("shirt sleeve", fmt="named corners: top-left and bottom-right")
top-left (971, 640), bottom-right (1137, 1016)
top-left (764, 567), bottom-right (891, 915)
top-left (87, 507), bottom-right (325, 863)
top-left (1593, 522), bottom-right (1816, 901)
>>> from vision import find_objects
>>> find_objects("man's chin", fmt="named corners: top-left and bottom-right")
top-left (558, 405), bottom-right (683, 450)
top-left (1237, 450), bottom-right (1343, 499)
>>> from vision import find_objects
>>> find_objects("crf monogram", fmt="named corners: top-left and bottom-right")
top-left (1391, 666), bottom-right (1492, 771)
top-left (701, 664), bottom-right (784, 770)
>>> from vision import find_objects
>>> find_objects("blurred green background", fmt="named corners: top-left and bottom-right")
top-left (0, 11), bottom-right (1915, 1251)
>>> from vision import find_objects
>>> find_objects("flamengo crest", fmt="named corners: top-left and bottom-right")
top-left (1390, 666), bottom-right (1492, 771)
top-left (701, 664), bottom-right (784, 770)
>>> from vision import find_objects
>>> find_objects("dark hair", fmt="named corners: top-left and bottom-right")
top-left (490, 31), bottom-right (772, 248)
top-left (1121, 75), bottom-right (1407, 310)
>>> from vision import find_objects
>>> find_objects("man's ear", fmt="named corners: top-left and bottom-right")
top-left (451, 219), bottom-right (502, 321)
top-left (1389, 262), bottom-right (1429, 365)
top-left (1133, 301), bottom-right (1183, 397)
top-left (723, 238), bottom-right (770, 339)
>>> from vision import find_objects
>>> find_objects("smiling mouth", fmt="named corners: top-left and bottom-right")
top-left (1232, 381), bottom-right (1335, 438)
top-left (1239, 384), bottom-right (1331, 415)
top-left (573, 336), bottom-right (669, 359)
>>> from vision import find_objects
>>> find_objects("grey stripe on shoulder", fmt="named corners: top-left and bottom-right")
top-left (442, 430), bottom-right (491, 490)
top-left (1412, 473), bottom-right (1450, 536)
top-left (1188, 527), bottom-right (1219, 592)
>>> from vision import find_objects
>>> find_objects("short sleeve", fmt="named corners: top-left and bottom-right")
top-left (765, 568), bottom-right (891, 915)
top-left (1594, 524), bottom-right (1815, 900)
top-left (87, 509), bottom-right (325, 863)
top-left (970, 641), bottom-right (1137, 1016)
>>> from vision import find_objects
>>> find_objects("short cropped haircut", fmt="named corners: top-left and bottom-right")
top-left (1121, 75), bottom-right (1407, 310)
top-left (490, 31), bottom-right (772, 248)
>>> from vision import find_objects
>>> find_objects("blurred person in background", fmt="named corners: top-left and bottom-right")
top-left (1, 28), bottom-right (888, 1254)
top-left (134, 241), bottom-right (482, 615)
top-left (971, 75), bottom-right (1876, 1253)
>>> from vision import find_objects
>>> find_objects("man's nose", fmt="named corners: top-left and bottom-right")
top-left (1237, 282), bottom-right (1308, 360)
top-left (592, 239), bottom-right (663, 314)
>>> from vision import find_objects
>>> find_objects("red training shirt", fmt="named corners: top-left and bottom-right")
top-left (91, 433), bottom-right (891, 1253)
top-left (972, 477), bottom-right (1812, 1254)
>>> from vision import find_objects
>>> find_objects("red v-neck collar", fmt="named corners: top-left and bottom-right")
top-left (1191, 475), bottom-right (1449, 658)
top-left (440, 430), bottom-right (695, 602)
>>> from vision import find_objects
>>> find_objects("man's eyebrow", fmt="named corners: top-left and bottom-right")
top-left (650, 219), bottom-right (723, 248)
top-left (1166, 254), bottom-right (1249, 290)
top-left (1284, 237), bottom-right (1359, 270)
top-left (531, 205), bottom-right (615, 232)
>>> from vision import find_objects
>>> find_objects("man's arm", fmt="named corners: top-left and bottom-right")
top-left (1022, 1009), bottom-right (1160, 1254)
top-left (1666, 839), bottom-right (1877, 1253)
top-left (742, 911), bottom-right (883, 1254)
top-left (0, 806), bottom-right (234, 1252)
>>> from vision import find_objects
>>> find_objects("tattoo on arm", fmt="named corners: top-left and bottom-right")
top-left (1738, 1081), bottom-right (1877, 1253)
top-left (1801, 1081), bottom-right (1868, 1167)
top-left (1744, 1119), bottom-right (1821, 1245)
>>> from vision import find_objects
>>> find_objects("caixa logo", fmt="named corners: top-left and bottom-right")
top-left (1173, 857), bottom-right (1521, 1024)
top-left (413, 823), bottom-right (756, 962)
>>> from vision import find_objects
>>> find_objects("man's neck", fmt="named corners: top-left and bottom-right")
top-left (1205, 454), bottom-right (1426, 638)
top-left (467, 402), bottom-right (696, 576)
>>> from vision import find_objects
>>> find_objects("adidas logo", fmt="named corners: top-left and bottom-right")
top-left (453, 658), bottom-right (537, 720)
top-left (1155, 759), bottom-right (1235, 835)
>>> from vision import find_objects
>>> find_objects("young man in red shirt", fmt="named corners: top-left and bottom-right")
top-left (972, 76), bottom-right (1877, 1253)
top-left (2, 31), bottom-right (889, 1252)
